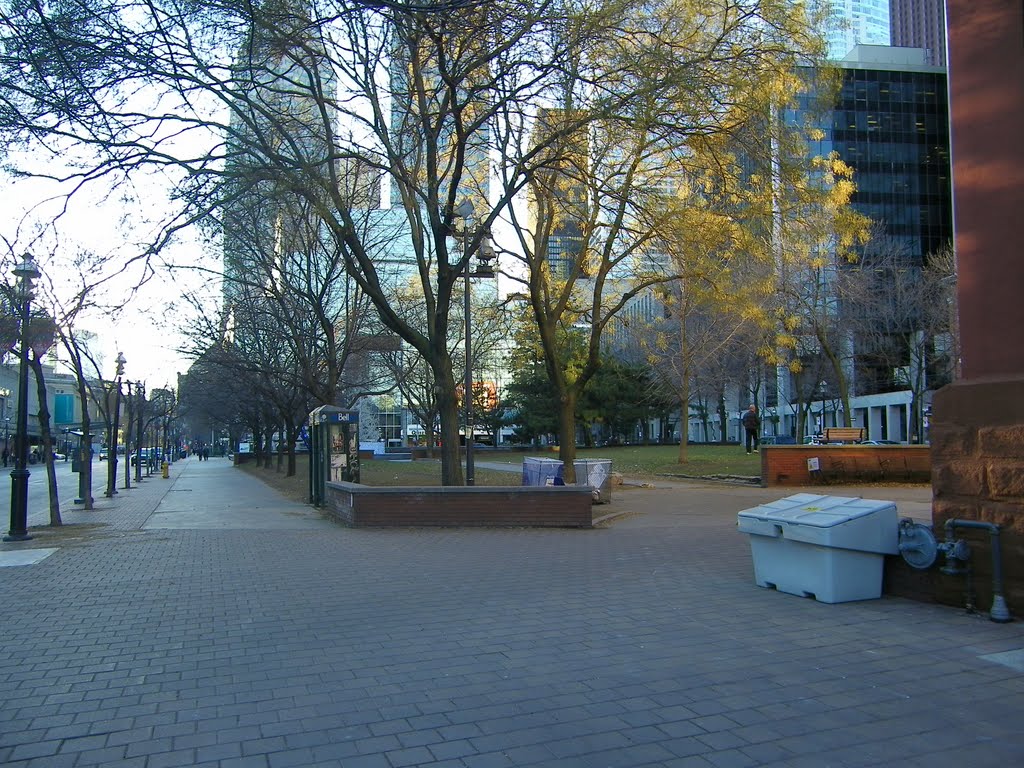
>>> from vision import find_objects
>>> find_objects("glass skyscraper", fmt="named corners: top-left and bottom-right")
top-left (794, 46), bottom-right (951, 265)
top-left (820, 0), bottom-right (892, 60)
top-left (790, 45), bottom-right (952, 398)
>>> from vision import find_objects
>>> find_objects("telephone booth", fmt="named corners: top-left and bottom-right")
top-left (309, 406), bottom-right (360, 506)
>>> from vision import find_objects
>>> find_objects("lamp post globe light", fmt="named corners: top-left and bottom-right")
top-left (5, 255), bottom-right (41, 542)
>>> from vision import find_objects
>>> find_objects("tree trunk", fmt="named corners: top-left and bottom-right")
top-left (285, 417), bottom-right (297, 477)
top-left (29, 355), bottom-right (62, 526)
top-left (436, 367), bottom-right (464, 485)
top-left (582, 422), bottom-right (595, 449)
top-left (676, 382), bottom-right (691, 464)
top-left (123, 401), bottom-right (132, 490)
top-left (557, 391), bottom-right (578, 484)
top-left (263, 424), bottom-right (274, 469)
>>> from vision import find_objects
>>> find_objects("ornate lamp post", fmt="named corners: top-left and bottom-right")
top-left (123, 381), bottom-right (133, 490)
top-left (134, 381), bottom-right (145, 483)
top-left (0, 388), bottom-right (10, 464)
top-left (818, 380), bottom-right (828, 436)
top-left (5, 255), bottom-right (41, 542)
top-left (105, 352), bottom-right (125, 497)
top-left (454, 200), bottom-right (496, 486)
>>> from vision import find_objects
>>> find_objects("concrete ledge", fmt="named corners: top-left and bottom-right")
top-left (323, 482), bottom-right (595, 528)
top-left (762, 445), bottom-right (930, 486)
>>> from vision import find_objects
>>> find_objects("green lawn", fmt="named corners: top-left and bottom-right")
top-left (475, 444), bottom-right (760, 478)
top-left (241, 444), bottom-right (759, 501)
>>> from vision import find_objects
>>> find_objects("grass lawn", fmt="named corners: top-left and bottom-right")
top-left (239, 443), bottom-right (760, 502)
top-left (475, 444), bottom-right (760, 478)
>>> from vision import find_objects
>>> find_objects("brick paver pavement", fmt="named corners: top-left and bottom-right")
top-left (1, 457), bottom-right (1022, 767)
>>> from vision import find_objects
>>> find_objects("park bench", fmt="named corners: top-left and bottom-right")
top-left (822, 427), bottom-right (865, 444)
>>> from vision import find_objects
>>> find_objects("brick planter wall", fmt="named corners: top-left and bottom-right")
top-left (761, 445), bottom-right (931, 487)
top-left (323, 482), bottom-right (595, 528)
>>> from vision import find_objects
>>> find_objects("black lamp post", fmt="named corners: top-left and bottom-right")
top-left (818, 380), bottom-right (828, 436)
top-left (123, 381), bottom-right (132, 490)
top-left (5, 255), bottom-right (41, 542)
top-left (134, 381), bottom-right (145, 483)
top-left (105, 352), bottom-right (125, 497)
top-left (454, 200), bottom-right (496, 487)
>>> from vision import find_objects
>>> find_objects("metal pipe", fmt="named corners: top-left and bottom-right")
top-left (943, 518), bottom-right (1012, 623)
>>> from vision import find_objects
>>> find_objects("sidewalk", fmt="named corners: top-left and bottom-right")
top-left (1, 457), bottom-right (1021, 768)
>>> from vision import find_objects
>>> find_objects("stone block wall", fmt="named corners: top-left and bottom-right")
top-left (930, 378), bottom-right (1024, 616)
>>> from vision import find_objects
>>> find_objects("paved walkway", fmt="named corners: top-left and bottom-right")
top-left (1, 457), bottom-right (1022, 768)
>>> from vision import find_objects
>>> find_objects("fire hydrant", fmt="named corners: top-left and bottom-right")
top-left (161, 460), bottom-right (169, 479)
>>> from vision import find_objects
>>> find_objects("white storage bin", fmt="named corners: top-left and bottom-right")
top-left (737, 493), bottom-right (899, 604)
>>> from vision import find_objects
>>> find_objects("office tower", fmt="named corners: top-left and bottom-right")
top-left (890, 0), bottom-right (946, 66)
top-left (528, 108), bottom-right (589, 280)
top-left (820, 0), bottom-right (892, 60)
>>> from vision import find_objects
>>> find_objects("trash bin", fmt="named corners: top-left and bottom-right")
top-left (736, 493), bottom-right (899, 603)
top-left (522, 457), bottom-right (564, 486)
top-left (573, 459), bottom-right (612, 503)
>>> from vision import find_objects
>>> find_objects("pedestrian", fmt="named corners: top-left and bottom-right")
top-left (203, 447), bottom-right (209, 461)
top-left (742, 404), bottom-right (761, 454)
top-left (2, 448), bottom-right (7, 467)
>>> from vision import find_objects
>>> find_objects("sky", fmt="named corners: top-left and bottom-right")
top-left (2, 165), bottom-right (219, 388)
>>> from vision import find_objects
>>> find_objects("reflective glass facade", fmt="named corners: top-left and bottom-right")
top-left (821, 0), bottom-right (892, 60)
top-left (797, 59), bottom-right (951, 266)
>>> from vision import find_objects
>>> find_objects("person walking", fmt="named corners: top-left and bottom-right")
top-left (742, 404), bottom-right (761, 454)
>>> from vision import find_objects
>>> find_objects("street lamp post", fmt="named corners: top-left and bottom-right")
top-left (135, 382), bottom-right (145, 483)
top-left (0, 389), bottom-right (9, 466)
top-left (106, 352), bottom-right (125, 497)
top-left (123, 382), bottom-right (133, 490)
top-left (818, 380), bottom-right (828, 437)
top-left (5, 256), bottom-right (41, 542)
top-left (454, 200), bottom-right (496, 487)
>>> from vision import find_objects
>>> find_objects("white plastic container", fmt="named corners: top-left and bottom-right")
top-left (736, 493), bottom-right (899, 603)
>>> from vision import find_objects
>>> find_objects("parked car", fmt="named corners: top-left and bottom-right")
top-left (98, 447), bottom-right (109, 460)
top-left (861, 439), bottom-right (900, 445)
top-left (131, 448), bottom-right (151, 466)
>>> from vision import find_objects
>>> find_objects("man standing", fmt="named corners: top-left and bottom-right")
top-left (742, 404), bottom-right (761, 454)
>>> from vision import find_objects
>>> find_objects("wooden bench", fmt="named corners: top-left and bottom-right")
top-left (822, 427), bottom-right (865, 444)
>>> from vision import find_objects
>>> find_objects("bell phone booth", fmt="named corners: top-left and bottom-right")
top-left (309, 406), bottom-right (359, 506)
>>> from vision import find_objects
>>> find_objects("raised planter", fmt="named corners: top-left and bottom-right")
top-left (323, 481), bottom-right (595, 528)
top-left (761, 445), bottom-right (930, 486)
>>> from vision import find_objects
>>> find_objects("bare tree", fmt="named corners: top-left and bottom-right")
top-left (0, 0), bottom-right (833, 485)
top-left (839, 240), bottom-right (957, 442)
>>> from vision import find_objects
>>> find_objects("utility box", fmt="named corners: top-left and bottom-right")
top-left (574, 459), bottom-right (613, 503)
top-left (522, 457), bottom-right (564, 486)
top-left (309, 406), bottom-right (360, 506)
top-left (737, 493), bottom-right (899, 604)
